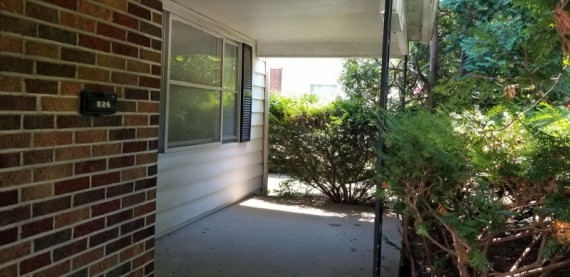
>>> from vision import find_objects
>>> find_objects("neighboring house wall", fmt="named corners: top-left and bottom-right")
top-left (0, 0), bottom-right (161, 276)
top-left (156, 58), bottom-right (266, 237)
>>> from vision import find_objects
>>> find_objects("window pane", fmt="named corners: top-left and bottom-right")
top-left (168, 85), bottom-right (220, 147)
top-left (223, 43), bottom-right (238, 90)
top-left (222, 91), bottom-right (238, 142)
top-left (170, 20), bottom-right (222, 87)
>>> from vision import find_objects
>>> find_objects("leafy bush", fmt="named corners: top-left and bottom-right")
top-left (269, 94), bottom-right (377, 204)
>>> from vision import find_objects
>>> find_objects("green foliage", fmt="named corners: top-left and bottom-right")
top-left (269, 94), bottom-right (377, 204)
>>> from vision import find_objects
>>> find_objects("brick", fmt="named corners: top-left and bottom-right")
top-left (41, 97), bottom-right (79, 112)
top-left (0, 0), bottom-right (23, 13)
top-left (78, 66), bottom-right (110, 82)
top-left (139, 76), bottom-right (161, 88)
top-left (37, 61), bottom-right (76, 78)
top-left (89, 228), bottom-right (119, 247)
top-left (55, 208), bottom-right (90, 228)
top-left (55, 146), bottom-right (91, 161)
top-left (91, 171), bottom-right (122, 187)
top-left (152, 11), bottom-right (162, 24)
top-left (150, 114), bottom-right (159, 125)
top-left (34, 229), bottom-right (72, 251)
top-left (33, 260), bottom-right (71, 277)
top-left (138, 102), bottom-right (159, 113)
top-left (0, 153), bottom-right (20, 169)
top-left (93, 116), bottom-right (122, 127)
top-left (0, 169), bottom-right (32, 188)
top-left (21, 183), bottom-right (52, 201)
top-left (122, 192), bottom-right (146, 208)
top-left (120, 218), bottom-right (144, 235)
top-left (151, 63), bottom-right (161, 75)
top-left (75, 129), bottom-right (106, 143)
top-left (0, 242), bottom-right (31, 264)
top-left (21, 218), bottom-right (54, 238)
top-left (124, 88), bottom-right (149, 100)
top-left (74, 188), bottom-right (105, 206)
top-left (34, 164), bottom-right (74, 182)
top-left (58, 115), bottom-right (92, 129)
top-left (74, 218), bottom-right (105, 238)
top-left (62, 47), bottom-right (96, 64)
top-left (73, 247), bottom-right (104, 269)
top-left (117, 100), bottom-right (137, 112)
top-left (60, 81), bottom-right (82, 96)
top-left (68, 268), bottom-right (88, 277)
top-left (113, 12), bottom-right (138, 29)
top-left (0, 205), bottom-right (30, 226)
top-left (0, 76), bottom-right (22, 92)
top-left (79, 0), bottom-right (112, 20)
top-left (53, 239), bottom-right (88, 262)
top-left (126, 60), bottom-right (149, 74)
top-left (55, 177), bottom-right (90, 195)
top-left (111, 71), bottom-right (138, 85)
top-left (97, 54), bottom-right (125, 70)
top-left (112, 42), bottom-right (138, 57)
top-left (26, 2), bottom-right (58, 23)
top-left (122, 167), bottom-right (146, 182)
top-left (136, 153), bottom-right (157, 165)
top-left (146, 189), bottom-right (156, 201)
top-left (145, 237), bottom-right (154, 250)
top-left (140, 49), bottom-right (161, 63)
top-left (128, 3), bottom-right (151, 20)
top-left (89, 254), bottom-right (118, 276)
top-left (0, 264), bottom-right (17, 277)
top-left (0, 34), bottom-right (22, 53)
top-left (99, 0), bottom-right (127, 11)
top-left (60, 12), bottom-right (96, 33)
top-left (148, 139), bottom-right (158, 150)
top-left (133, 201), bottom-right (154, 217)
top-left (141, 0), bottom-right (162, 11)
top-left (24, 115), bottom-right (55, 129)
top-left (0, 227), bottom-right (17, 247)
top-left (23, 149), bottom-right (54, 165)
top-left (119, 242), bottom-right (144, 262)
top-left (38, 24), bottom-right (77, 45)
top-left (34, 131), bottom-right (73, 147)
top-left (33, 196), bottom-right (71, 217)
top-left (107, 182), bottom-right (133, 198)
top-left (0, 56), bottom-right (33, 74)
top-left (123, 141), bottom-right (147, 153)
top-left (0, 14), bottom-right (37, 36)
top-left (25, 40), bottom-right (59, 59)
top-left (136, 128), bottom-right (158, 139)
top-left (135, 177), bottom-right (156, 190)
top-left (107, 210), bottom-right (133, 227)
top-left (21, 252), bottom-right (51, 275)
top-left (125, 115), bottom-right (148, 126)
top-left (75, 159), bottom-right (107, 174)
top-left (25, 79), bottom-right (58, 95)
top-left (93, 143), bottom-right (121, 157)
top-left (91, 199), bottom-right (120, 217)
top-left (128, 31), bottom-right (150, 47)
top-left (44, 0), bottom-right (78, 10)
top-left (0, 189), bottom-right (18, 207)
top-left (147, 164), bottom-right (157, 176)
top-left (79, 34), bottom-right (110, 52)
top-left (109, 129), bottom-right (136, 141)
top-left (132, 250), bottom-right (153, 269)
top-left (97, 22), bottom-right (126, 40)
top-left (140, 21), bottom-right (161, 38)
top-left (109, 155), bottom-right (135, 169)
top-left (144, 262), bottom-right (153, 275)
top-left (150, 90), bottom-right (160, 101)
top-left (106, 261), bottom-right (131, 277)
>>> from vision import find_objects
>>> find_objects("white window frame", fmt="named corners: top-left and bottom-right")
top-left (160, 13), bottom-right (243, 152)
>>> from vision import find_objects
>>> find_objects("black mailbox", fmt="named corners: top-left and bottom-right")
top-left (80, 91), bottom-right (117, 116)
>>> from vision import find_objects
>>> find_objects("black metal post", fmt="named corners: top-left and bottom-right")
top-left (373, 0), bottom-right (393, 276)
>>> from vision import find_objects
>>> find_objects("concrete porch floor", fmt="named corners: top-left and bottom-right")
top-left (154, 196), bottom-right (402, 277)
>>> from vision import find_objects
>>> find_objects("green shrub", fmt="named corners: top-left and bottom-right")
top-left (269, 94), bottom-right (377, 204)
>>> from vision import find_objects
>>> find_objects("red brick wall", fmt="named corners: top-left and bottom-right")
top-left (0, 0), bottom-right (161, 276)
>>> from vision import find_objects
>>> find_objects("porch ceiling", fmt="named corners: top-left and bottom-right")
top-left (169, 0), bottom-right (437, 58)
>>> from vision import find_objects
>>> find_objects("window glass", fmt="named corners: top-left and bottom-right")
top-left (223, 43), bottom-right (238, 91)
top-left (170, 20), bottom-right (222, 87)
top-left (222, 91), bottom-right (238, 142)
top-left (168, 85), bottom-right (221, 147)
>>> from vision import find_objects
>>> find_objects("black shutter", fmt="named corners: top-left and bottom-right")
top-left (240, 43), bottom-right (253, 142)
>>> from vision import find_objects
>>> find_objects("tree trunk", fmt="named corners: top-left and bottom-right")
top-left (428, 21), bottom-right (439, 110)
top-left (451, 230), bottom-right (471, 277)
top-left (459, 50), bottom-right (467, 76)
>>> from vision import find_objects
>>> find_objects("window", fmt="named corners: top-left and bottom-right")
top-left (163, 16), bottom-right (251, 149)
